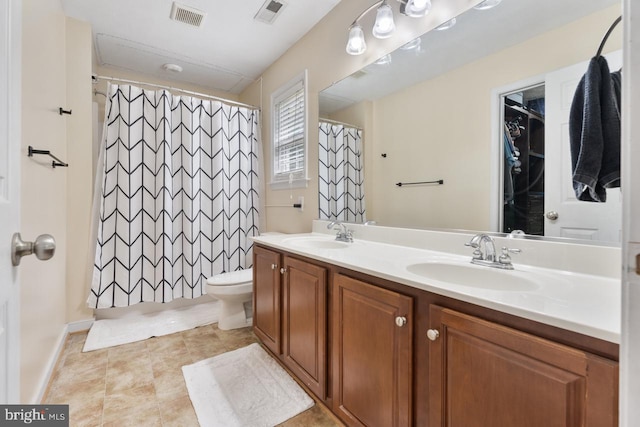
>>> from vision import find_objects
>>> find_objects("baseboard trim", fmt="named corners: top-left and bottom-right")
top-left (67, 318), bottom-right (94, 334)
top-left (33, 327), bottom-right (67, 404)
top-left (35, 318), bottom-right (94, 404)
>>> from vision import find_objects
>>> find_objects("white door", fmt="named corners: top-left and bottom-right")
top-left (622, 1), bottom-right (640, 424)
top-left (544, 50), bottom-right (622, 242)
top-left (0, 0), bottom-right (22, 403)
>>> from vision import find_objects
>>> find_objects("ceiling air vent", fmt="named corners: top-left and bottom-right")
top-left (254, 0), bottom-right (286, 24)
top-left (170, 2), bottom-right (207, 27)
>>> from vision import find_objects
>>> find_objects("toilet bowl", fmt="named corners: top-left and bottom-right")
top-left (206, 268), bottom-right (254, 330)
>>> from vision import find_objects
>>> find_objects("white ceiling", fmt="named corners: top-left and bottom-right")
top-left (61, 0), bottom-right (342, 94)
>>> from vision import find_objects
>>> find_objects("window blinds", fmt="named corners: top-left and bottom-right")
top-left (274, 84), bottom-right (305, 177)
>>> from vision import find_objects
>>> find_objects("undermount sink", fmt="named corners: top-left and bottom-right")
top-left (405, 262), bottom-right (539, 291)
top-left (283, 237), bottom-right (350, 250)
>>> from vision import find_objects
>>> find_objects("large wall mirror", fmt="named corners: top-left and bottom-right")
top-left (318, 0), bottom-right (622, 245)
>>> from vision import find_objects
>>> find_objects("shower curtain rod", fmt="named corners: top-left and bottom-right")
top-left (92, 75), bottom-right (260, 110)
top-left (319, 117), bottom-right (363, 131)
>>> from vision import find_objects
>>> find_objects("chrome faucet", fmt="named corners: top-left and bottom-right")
top-left (327, 221), bottom-right (353, 242)
top-left (465, 233), bottom-right (520, 270)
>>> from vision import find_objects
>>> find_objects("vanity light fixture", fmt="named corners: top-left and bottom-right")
top-left (403, 0), bottom-right (432, 18)
top-left (346, 24), bottom-right (367, 55)
top-left (346, 0), bottom-right (432, 55)
top-left (372, 1), bottom-right (396, 38)
top-left (473, 0), bottom-right (502, 10)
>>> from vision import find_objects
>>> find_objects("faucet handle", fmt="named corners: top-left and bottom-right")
top-left (465, 241), bottom-right (483, 260)
top-left (499, 246), bottom-right (521, 265)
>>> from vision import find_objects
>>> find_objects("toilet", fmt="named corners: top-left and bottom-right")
top-left (206, 233), bottom-right (281, 330)
top-left (206, 268), bottom-right (254, 330)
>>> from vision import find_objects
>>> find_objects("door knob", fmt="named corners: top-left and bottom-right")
top-left (545, 211), bottom-right (559, 220)
top-left (395, 316), bottom-right (407, 327)
top-left (11, 233), bottom-right (56, 266)
top-left (427, 329), bottom-right (440, 341)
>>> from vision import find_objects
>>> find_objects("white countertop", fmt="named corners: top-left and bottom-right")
top-left (252, 231), bottom-right (621, 344)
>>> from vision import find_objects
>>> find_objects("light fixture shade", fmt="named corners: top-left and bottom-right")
top-left (374, 54), bottom-right (392, 65)
top-left (404, 0), bottom-right (432, 18)
top-left (435, 17), bottom-right (457, 31)
top-left (473, 0), bottom-right (502, 10)
top-left (372, 2), bottom-right (395, 39)
top-left (346, 24), bottom-right (367, 55)
top-left (400, 37), bottom-right (421, 51)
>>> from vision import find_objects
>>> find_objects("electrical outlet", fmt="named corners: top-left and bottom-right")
top-left (297, 196), bottom-right (304, 212)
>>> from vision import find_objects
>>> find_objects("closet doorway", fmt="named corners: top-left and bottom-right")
top-left (499, 50), bottom-right (622, 242)
top-left (502, 85), bottom-right (546, 236)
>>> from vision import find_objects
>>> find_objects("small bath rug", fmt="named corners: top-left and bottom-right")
top-left (182, 343), bottom-right (314, 427)
top-left (83, 300), bottom-right (220, 352)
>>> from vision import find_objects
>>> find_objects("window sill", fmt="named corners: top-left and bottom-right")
top-left (269, 178), bottom-right (310, 190)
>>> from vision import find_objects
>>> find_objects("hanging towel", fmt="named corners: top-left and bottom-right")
top-left (569, 56), bottom-right (621, 202)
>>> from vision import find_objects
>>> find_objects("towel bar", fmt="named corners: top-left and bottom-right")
top-left (28, 146), bottom-right (69, 168)
top-left (396, 179), bottom-right (443, 187)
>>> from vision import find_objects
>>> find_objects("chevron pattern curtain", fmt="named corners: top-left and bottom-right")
top-left (88, 84), bottom-right (261, 308)
top-left (318, 121), bottom-right (366, 222)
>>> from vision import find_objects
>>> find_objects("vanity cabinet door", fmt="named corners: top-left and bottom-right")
top-left (333, 274), bottom-right (413, 427)
top-left (428, 305), bottom-right (618, 427)
top-left (253, 246), bottom-right (282, 355)
top-left (282, 256), bottom-right (327, 399)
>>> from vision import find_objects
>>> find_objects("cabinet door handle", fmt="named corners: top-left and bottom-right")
top-left (427, 329), bottom-right (440, 341)
top-left (271, 263), bottom-right (277, 270)
top-left (395, 316), bottom-right (407, 327)
top-left (280, 267), bottom-right (287, 274)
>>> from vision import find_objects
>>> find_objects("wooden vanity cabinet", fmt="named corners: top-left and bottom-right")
top-left (427, 305), bottom-right (618, 427)
top-left (332, 274), bottom-right (413, 427)
top-left (282, 256), bottom-right (327, 399)
top-left (254, 244), bottom-right (619, 427)
top-left (253, 246), bottom-right (282, 355)
top-left (252, 245), bottom-right (328, 399)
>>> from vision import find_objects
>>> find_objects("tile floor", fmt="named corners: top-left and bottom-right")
top-left (44, 325), bottom-right (342, 427)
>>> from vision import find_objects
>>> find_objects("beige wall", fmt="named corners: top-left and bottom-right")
top-left (21, 0), bottom-right (68, 403)
top-left (65, 17), bottom-right (93, 323)
top-left (366, 5), bottom-right (622, 231)
top-left (21, 0), bottom-right (94, 402)
top-left (239, 0), bottom-right (478, 233)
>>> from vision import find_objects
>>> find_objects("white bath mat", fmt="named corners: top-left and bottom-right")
top-left (83, 300), bottom-right (220, 352)
top-left (182, 343), bottom-right (314, 427)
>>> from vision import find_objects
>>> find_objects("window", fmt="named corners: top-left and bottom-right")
top-left (271, 71), bottom-right (308, 189)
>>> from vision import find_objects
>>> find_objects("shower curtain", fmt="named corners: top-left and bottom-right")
top-left (318, 121), bottom-right (366, 223)
top-left (88, 84), bottom-right (262, 309)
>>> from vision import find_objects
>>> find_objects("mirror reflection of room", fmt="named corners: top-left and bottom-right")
top-left (502, 86), bottom-right (545, 236)
top-left (319, 0), bottom-right (622, 245)
top-left (318, 119), bottom-right (367, 223)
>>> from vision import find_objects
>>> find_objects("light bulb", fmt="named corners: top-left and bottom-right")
top-left (473, 0), bottom-right (502, 10)
top-left (346, 24), bottom-right (366, 55)
top-left (435, 17), bottom-right (457, 31)
top-left (372, 2), bottom-right (395, 39)
top-left (404, 0), bottom-right (432, 18)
